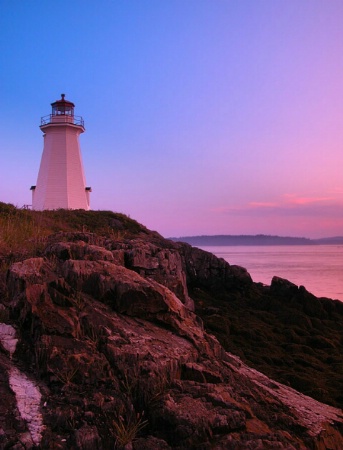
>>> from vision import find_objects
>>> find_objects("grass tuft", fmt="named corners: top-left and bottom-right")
top-left (111, 411), bottom-right (148, 449)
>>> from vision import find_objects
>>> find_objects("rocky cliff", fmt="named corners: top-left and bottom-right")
top-left (0, 209), bottom-right (343, 449)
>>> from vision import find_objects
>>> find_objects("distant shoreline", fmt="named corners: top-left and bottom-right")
top-left (169, 235), bottom-right (343, 246)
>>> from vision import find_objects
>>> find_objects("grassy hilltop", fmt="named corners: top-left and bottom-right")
top-left (0, 202), bottom-right (149, 258)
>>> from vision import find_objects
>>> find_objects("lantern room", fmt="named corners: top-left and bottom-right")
top-left (51, 93), bottom-right (75, 116)
top-left (40, 94), bottom-right (84, 128)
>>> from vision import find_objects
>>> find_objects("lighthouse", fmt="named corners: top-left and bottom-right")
top-left (31, 94), bottom-right (91, 210)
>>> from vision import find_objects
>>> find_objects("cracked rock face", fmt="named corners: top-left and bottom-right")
top-left (0, 232), bottom-right (342, 449)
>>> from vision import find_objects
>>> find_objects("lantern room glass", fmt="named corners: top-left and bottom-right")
top-left (52, 103), bottom-right (74, 116)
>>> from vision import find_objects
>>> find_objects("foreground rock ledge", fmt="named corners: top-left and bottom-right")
top-left (0, 232), bottom-right (342, 449)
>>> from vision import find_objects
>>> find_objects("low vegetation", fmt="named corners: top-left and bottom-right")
top-left (192, 284), bottom-right (343, 409)
top-left (0, 202), bottom-right (147, 260)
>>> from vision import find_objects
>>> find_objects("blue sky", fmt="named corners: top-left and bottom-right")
top-left (1, 0), bottom-right (343, 238)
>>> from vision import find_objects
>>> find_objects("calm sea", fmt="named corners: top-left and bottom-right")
top-left (199, 245), bottom-right (343, 302)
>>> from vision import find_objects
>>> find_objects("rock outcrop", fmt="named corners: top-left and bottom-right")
top-left (0, 228), bottom-right (342, 449)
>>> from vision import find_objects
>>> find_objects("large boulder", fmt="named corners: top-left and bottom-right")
top-left (177, 243), bottom-right (253, 291)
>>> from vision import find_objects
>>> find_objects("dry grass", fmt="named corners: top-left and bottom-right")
top-left (0, 202), bottom-right (148, 263)
top-left (0, 206), bottom-right (49, 258)
top-left (54, 364), bottom-right (80, 386)
top-left (110, 412), bottom-right (148, 449)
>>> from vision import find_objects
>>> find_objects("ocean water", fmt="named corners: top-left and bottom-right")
top-left (199, 245), bottom-right (343, 301)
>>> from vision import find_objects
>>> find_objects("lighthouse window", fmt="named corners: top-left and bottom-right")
top-left (52, 106), bottom-right (74, 116)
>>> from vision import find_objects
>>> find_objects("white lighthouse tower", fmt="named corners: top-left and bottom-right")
top-left (31, 94), bottom-right (91, 210)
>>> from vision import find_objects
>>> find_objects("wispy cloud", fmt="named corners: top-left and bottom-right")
top-left (249, 201), bottom-right (279, 208)
top-left (212, 193), bottom-right (343, 218)
top-left (282, 194), bottom-right (336, 205)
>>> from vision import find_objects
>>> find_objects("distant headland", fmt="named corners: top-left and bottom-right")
top-left (169, 234), bottom-right (343, 246)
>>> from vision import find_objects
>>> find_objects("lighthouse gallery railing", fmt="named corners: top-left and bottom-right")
top-left (40, 114), bottom-right (84, 127)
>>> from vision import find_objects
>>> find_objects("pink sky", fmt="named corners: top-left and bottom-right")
top-left (0, 1), bottom-right (342, 238)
